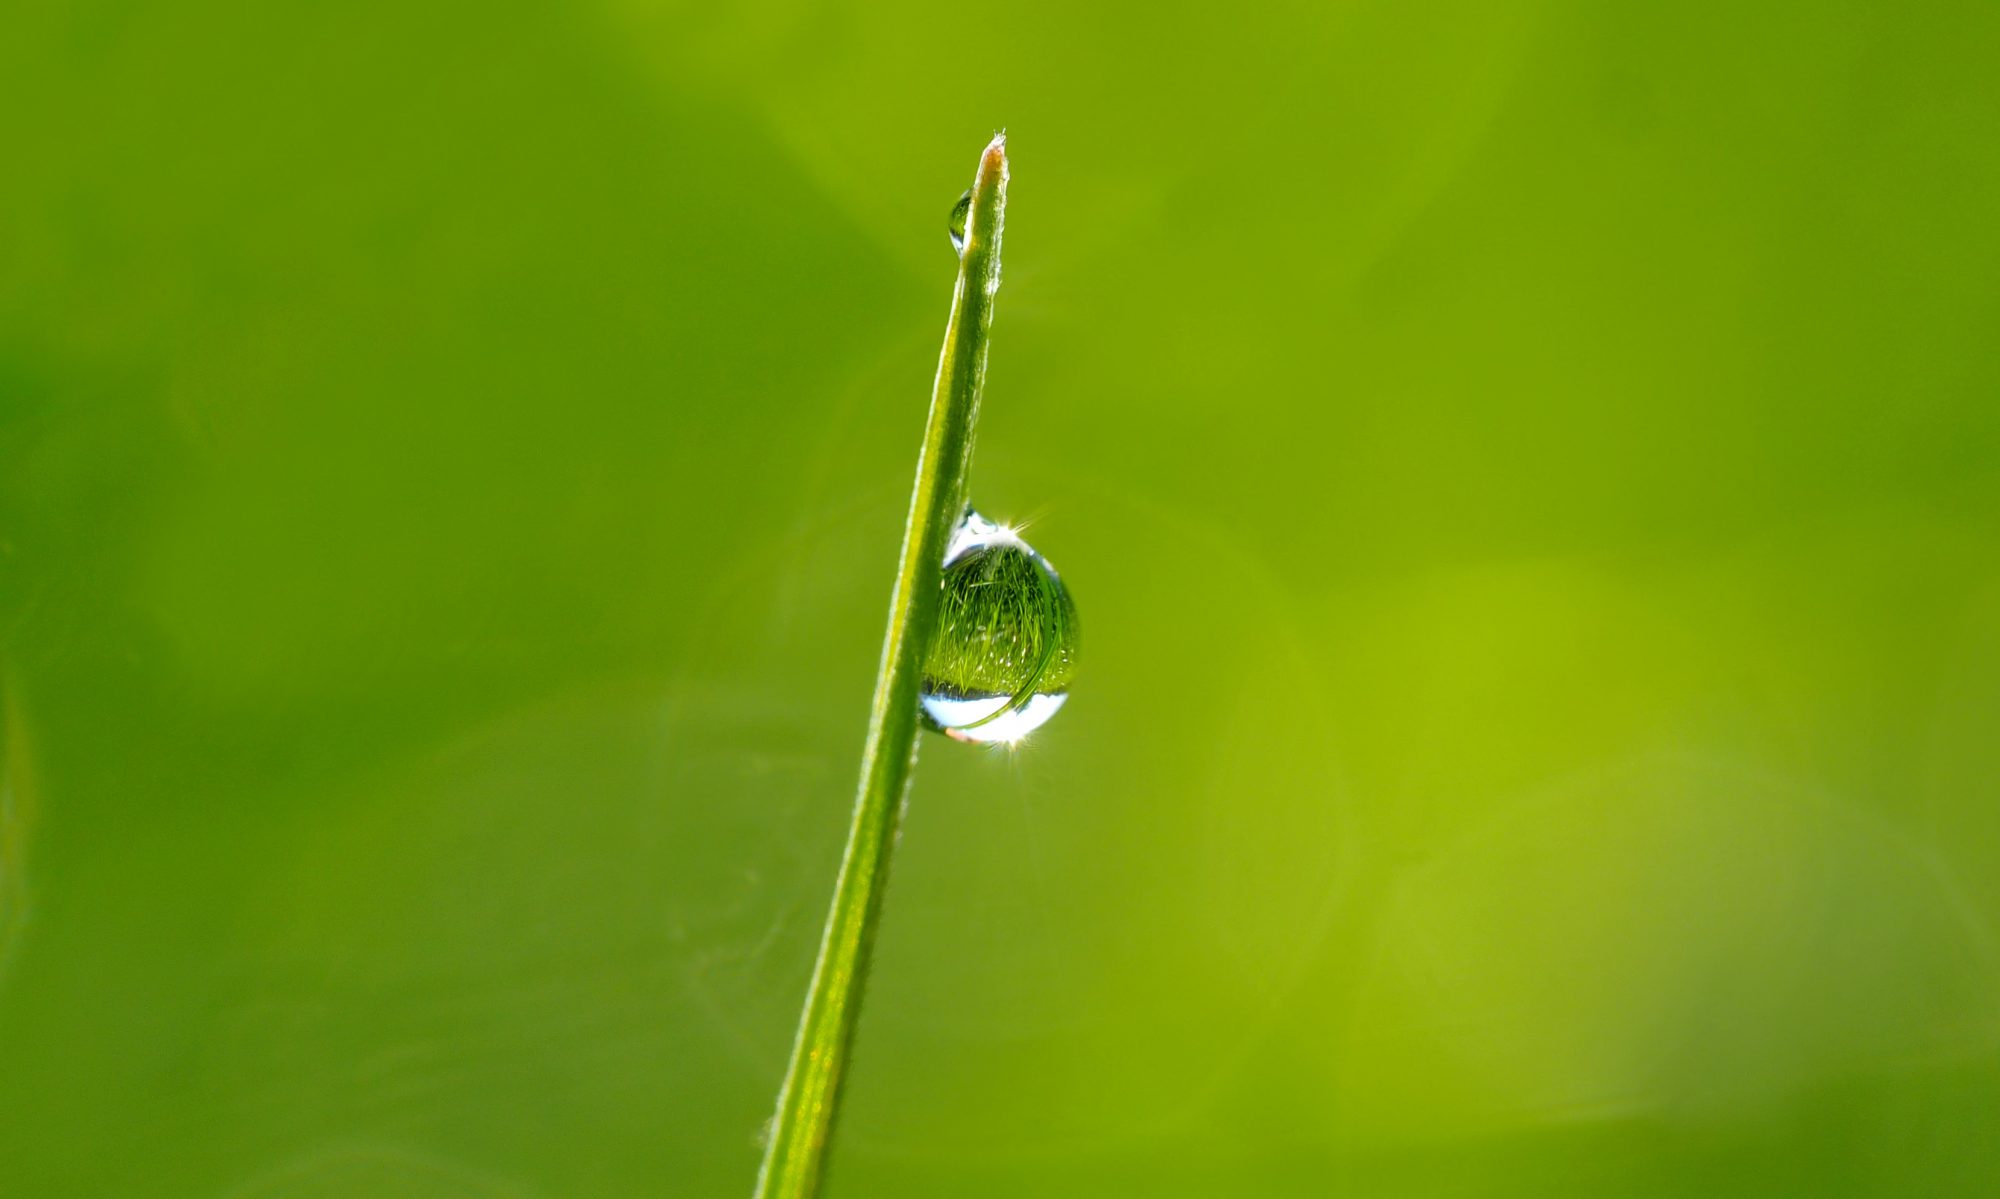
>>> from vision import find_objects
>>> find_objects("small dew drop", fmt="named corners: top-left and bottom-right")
top-left (948, 190), bottom-right (972, 255)
top-left (920, 510), bottom-right (1079, 744)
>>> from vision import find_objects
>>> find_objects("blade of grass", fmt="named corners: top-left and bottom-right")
top-left (752, 133), bottom-right (1011, 1199)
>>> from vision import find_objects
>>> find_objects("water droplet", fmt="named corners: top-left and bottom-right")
top-left (948, 190), bottom-right (972, 255)
top-left (921, 510), bottom-right (1079, 744)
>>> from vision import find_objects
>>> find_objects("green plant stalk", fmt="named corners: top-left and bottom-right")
top-left (752, 134), bottom-right (1009, 1199)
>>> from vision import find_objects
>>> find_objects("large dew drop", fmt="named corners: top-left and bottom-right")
top-left (948, 190), bottom-right (972, 255)
top-left (920, 510), bottom-right (1079, 744)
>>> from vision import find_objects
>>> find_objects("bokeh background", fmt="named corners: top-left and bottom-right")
top-left (5, 1), bottom-right (2000, 1195)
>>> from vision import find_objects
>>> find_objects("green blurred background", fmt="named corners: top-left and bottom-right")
top-left (5, 1), bottom-right (2000, 1195)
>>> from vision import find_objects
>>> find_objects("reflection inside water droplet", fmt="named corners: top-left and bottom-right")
top-left (920, 510), bottom-right (1079, 744)
top-left (948, 190), bottom-right (972, 255)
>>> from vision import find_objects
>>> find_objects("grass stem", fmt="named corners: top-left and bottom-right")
top-left (752, 133), bottom-right (1010, 1199)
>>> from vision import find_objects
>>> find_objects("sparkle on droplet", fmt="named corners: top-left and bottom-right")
top-left (920, 510), bottom-right (1078, 744)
